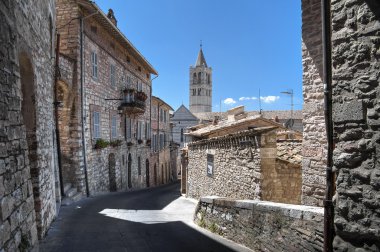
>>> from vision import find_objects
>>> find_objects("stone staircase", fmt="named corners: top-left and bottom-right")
top-left (61, 183), bottom-right (83, 206)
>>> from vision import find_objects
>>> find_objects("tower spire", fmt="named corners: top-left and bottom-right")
top-left (195, 44), bottom-right (207, 67)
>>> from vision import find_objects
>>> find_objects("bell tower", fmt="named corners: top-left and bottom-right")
top-left (189, 44), bottom-right (212, 113)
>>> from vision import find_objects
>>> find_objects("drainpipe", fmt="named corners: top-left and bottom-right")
top-left (321, 0), bottom-right (334, 251)
top-left (54, 33), bottom-right (65, 197)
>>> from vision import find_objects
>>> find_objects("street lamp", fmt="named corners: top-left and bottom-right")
top-left (281, 89), bottom-right (294, 129)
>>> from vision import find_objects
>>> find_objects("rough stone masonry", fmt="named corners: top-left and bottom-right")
top-left (0, 0), bottom-right (59, 251)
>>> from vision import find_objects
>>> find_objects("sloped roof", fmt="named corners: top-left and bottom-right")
top-left (193, 110), bottom-right (303, 121)
top-left (172, 105), bottom-right (198, 121)
top-left (187, 115), bottom-right (284, 138)
top-left (152, 96), bottom-right (174, 111)
top-left (195, 48), bottom-right (207, 67)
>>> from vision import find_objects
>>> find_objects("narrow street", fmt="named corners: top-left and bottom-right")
top-left (37, 182), bottom-right (252, 252)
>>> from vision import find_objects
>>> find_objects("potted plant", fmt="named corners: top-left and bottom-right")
top-left (110, 139), bottom-right (122, 147)
top-left (94, 138), bottom-right (109, 149)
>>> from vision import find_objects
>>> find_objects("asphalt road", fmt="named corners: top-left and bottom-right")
top-left (37, 182), bottom-right (252, 252)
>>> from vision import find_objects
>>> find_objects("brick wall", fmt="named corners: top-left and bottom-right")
top-left (331, 0), bottom-right (380, 250)
top-left (0, 0), bottom-right (58, 250)
top-left (301, 0), bottom-right (326, 207)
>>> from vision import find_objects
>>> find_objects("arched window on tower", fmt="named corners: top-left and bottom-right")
top-left (208, 74), bottom-right (211, 84)
top-left (198, 88), bottom-right (201, 96)
top-left (197, 72), bottom-right (201, 83)
top-left (193, 73), bottom-right (196, 84)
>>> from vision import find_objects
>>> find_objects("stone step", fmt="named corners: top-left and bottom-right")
top-left (66, 187), bottom-right (77, 198)
top-left (63, 183), bottom-right (72, 194)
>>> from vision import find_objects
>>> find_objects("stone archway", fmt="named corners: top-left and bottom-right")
top-left (127, 153), bottom-right (132, 189)
top-left (146, 159), bottom-right (150, 187)
top-left (20, 52), bottom-right (40, 231)
top-left (108, 153), bottom-right (116, 192)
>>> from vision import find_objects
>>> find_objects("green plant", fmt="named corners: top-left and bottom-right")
top-left (110, 139), bottom-right (122, 147)
top-left (94, 138), bottom-right (109, 149)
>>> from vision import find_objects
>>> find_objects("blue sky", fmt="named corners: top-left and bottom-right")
top-left (95, 0), bottom-right (302, 112)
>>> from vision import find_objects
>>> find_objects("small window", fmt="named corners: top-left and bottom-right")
top-left (180, 128), bottom-right (184, 142)
top-left (208, 74), bottom-right (211, 84)
top-left (163, 110), bottom-right (167, 123)
top-left (110, 64), bottom-right (116, 87)
top-left (192, 89), bottom-right (196, 96)
top-left (193, 73), bottom-right (197, 84)
top-left (198, 88), bottom-right (201, 96)
top-left (146, 73), bottom-right (150, 79)
top-left (91, 52), bottom-right (98, 79)
top-left (137, 81), bottom-right (142, 92)
top-left (126, 55), bottom-right (130, 63)
top-left (111, 115), bottom-right (117, 139)
top-left (137, 121), bottom-right (142, 140)
top-left (197, 72), bottom-right (201, 83)
top-left (91, 25), bottom-right (97, 33)
top-left (138, 66), bottom-right (142, 72)
top-left (92, 111), bottom-right (100, 139)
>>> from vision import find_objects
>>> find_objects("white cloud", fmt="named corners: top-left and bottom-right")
top-left (239, 96), bottom-right (257, 101)
top-left (223, 98), bottom-right (236, 105)
top-left (260, 96), bottom-right (280, 103)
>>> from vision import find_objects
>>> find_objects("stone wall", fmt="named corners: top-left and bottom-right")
top-left (331, 0), bottom-right (380, 250)
top-left (195, 196), bottom-right (324, 252)
top-left (187, 129), bottom-right (277, 200)
top-left (0, 0), bottom-right (58, 250)
top-left (263, 140), bottom-right (302, 204)
top-left (301, 0), bottom-right (326, 207)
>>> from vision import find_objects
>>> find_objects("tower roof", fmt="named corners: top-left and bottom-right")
top-left (195, 48), bottom-right (207, 67)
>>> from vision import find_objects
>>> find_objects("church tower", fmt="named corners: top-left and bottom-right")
top-left (189, 45), bottom-right (212, 113)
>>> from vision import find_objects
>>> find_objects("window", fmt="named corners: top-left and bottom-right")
top-left (138, 156), bottom-right (141, 175)
top-left (126, 55), bottom-right (130, 63)
top-left (137, 121), bottom-right (142, 140)
top-left (159, 133), bottom-right (164, 150)
top-left (91, 52), bottom-right (98, 79)
top-left (110, 64), bottom-right (116, 87)
top-left (163, 109), bottom-right (167, 123)
top-left (145, 122), bottom-right (150, 140)
top-left (126, 117), bottom-right (132, 139)
top-left (208, 74), bottom-right (211, 84)
top-left (180, 128), bottom-right (184, 142)
top-left (193, 73), bottom-right (197, 84)
top-left (142, 122), bottom-right (145, 139)
top-left (152, 133), bottom-right (157, 151)
top-left (197, 72), bottom-right (201, 83)
top-left (111, 115), bottom-right (117, 139)
top-left (137, 81), bottom-right (142, 91)
top-left (92, 111), bottom-right (100, 139)
top-left (138, 66), bottom-right (142, 72)
top-left (192, 89), bottom-right (196, 96)
top-left (160, 108), bottom-right (164, 122)
top-left (198, 88), bottom-right (201, 96)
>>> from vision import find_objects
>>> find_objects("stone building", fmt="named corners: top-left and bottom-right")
top-left (186, 106), bottom-right (302, 204)
top-left (150, 96), bottom-right (175, 186)
top-left (171, 105), bottom-right (199, 149)
top-left (302, 0), bottom-right (380, 250)
top-left (56, 0), bottom-right (158, 197)
top-left (189, 46), bottom-right (212, 113)
top-left (0, 0), bottom-right (59, 250)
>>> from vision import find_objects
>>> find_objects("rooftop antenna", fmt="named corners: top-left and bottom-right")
top-left (281, 88), bottom-right (294, 129)
top-left (259, 89), bottom-right (262, 114)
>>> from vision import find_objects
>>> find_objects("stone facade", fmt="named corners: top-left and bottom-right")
top-left (301, 0), bottom-right (326, 207)
top-left (189, 48), bottom-right (212, 113)
top-left (56, 0), bottom-right (158, 195)
top-left (187, 129), bottom-right (277, 200)
top-left (330, 0), bottom-right (380, 250)
top-left (171, 105), bottom-right (199, 149)
top-left (0, 0), bottom-right (58, 250)
top-left (151, 96), bottom-right (175, 186)
top-left (195, 196), bottom-right (324, 251)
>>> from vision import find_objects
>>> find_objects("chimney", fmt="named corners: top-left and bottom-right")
top-left (107, 9), bottom-right (117, 26)
top-left (213, 116), bottom-right (219, 125)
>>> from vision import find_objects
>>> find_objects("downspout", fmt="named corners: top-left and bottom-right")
top-left (80, 16), bottom-right (90, 197)
top-left (321, 0), bottom-right (334, 251)
top-left (54, 33), bottom-right (65, 197)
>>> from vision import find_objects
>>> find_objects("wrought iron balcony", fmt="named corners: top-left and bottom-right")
top-left (118, 88), bottom-right (147, 115)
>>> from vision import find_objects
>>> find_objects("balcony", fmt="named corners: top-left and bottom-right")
top-left (118, 88), bottom-right (147, 115)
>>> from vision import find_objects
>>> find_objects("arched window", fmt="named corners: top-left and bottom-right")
top-left (208, 74), bottom-right (211, 84)
top-left (197, 72), bottom-right (201, 83)
top-left (198, 88), bottom-right (201, 96)
top-left (193, 73), bottom-right (196, 84)
top-left (180, 128), bottom-right (184, 142)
